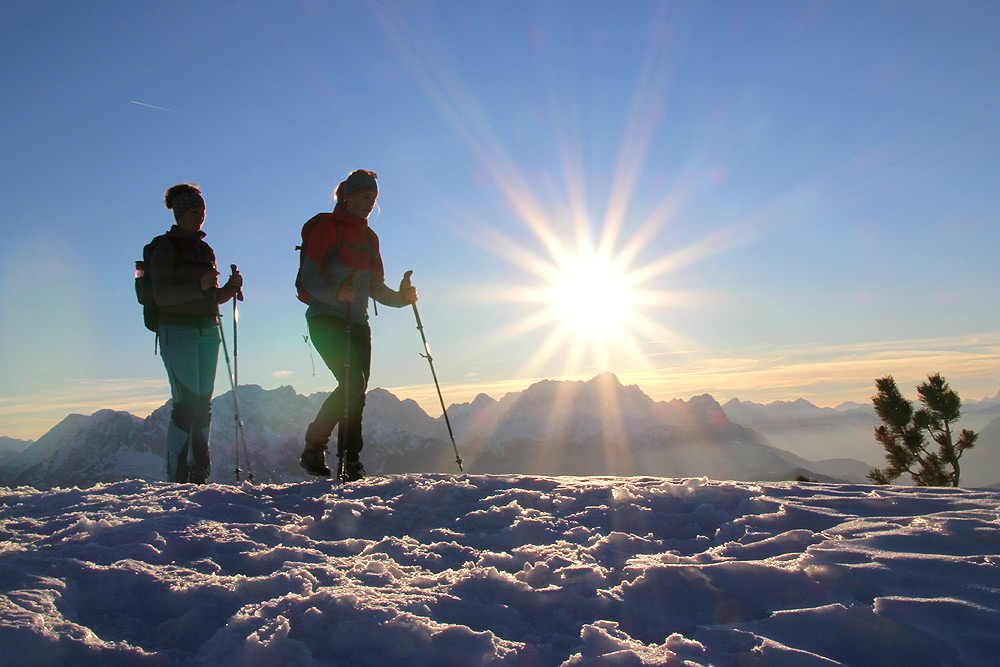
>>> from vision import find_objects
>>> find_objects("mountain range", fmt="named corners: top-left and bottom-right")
top-left (2, 373), bottom-right (999, 489)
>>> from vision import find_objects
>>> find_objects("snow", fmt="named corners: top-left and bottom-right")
top-left (1, 475), bottom-right (998, 666)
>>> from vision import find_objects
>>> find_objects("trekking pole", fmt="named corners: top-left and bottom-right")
top-left (339, 318), bottom-right (352, 483)
top-left (401, 271), bottom-right (463, 472)
top-left (230, 265), bottom-right (253, 482)
top-left (218, 312), bottom-right (242, 483)
top-left (218, 267), bottom-right (253, 485)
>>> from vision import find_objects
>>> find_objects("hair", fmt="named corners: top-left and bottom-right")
top-left (164, 183), bottom-right (204, 221)
top-left (164, 183), bottom-right (201, 210)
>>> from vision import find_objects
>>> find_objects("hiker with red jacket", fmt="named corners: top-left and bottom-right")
top-left (153, 183), bottom-right (242, 484)
top-left (297, 170), bottom-right (417, 481)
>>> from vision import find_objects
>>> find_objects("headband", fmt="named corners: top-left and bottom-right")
top-left (172, 191), bottom-right (205, 211)
top-left (342, 170), bottom-right (378, 197)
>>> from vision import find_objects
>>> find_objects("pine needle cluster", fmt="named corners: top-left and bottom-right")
top-left (868, 373), bottom-right (977, 487)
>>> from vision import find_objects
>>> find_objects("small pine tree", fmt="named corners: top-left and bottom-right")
top-left (867, 373), bottom-right (977, 487)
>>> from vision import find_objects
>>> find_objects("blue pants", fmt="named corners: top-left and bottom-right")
top-left (160, 324), bottom-right (221, 482)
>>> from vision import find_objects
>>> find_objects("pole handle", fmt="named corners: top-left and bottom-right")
top-left (231, 264), bottom-right (244, 301)
top-left (401, 270), bottom-right (423, 327)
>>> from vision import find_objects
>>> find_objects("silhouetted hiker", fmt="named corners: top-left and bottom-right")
top-left (295, 170), bottom-right (417, 481)
top-left (152, 183), bottom-right (243, 483)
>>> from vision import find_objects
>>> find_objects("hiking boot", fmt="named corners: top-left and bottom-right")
top-left (300, 446), bottom-right (331, 477)
top-left (342, 460), bottom-right (366, 482)
top-left (190, 468), bottom-right (210, 485)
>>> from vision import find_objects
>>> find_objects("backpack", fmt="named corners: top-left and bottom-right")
top-left (135, 234), bottom-right (176, 332)
top-left (295, 214), bottom-right (378, 305)
top-left (294, 216), bottom-right (327, 305)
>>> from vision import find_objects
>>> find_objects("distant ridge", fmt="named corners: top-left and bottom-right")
top-left (3, 374), bottom-right (998, 489)
top-left (0, 375), bottom-right (876, 489)
top-left (0, 436), bottom-right (33, 468)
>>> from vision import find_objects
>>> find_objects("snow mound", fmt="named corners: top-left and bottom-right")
top-left (1, 475), bottom-right (997, 665)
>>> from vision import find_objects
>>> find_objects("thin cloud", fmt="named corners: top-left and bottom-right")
top-left (387, 332), bottom-right (1000, 414)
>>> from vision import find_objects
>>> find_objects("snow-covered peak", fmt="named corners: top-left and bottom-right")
top-left (1, 409), bottom-right (144, 488)
top-left (364, 387), bottom-right (436, 439)
top-left (0, 376), bottom-right (889, 487)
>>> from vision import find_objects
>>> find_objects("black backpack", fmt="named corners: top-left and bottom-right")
top-left (135, 234), bottom-right (176, 332)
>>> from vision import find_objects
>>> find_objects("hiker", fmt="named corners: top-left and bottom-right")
top-left (153, 183), bottom-right (243, 484)
top-left (296, 170), bottom-right (417, 481)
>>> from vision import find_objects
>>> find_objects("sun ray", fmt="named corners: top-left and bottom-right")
top-left (515, 322), bottom-right (576, 381)
top-left (454, 219), bottom-right (561, 282)
top-left (372, 3), bottom-right (783, 473)
top-left (549, 86), bottom-right (592, 257)
top-left (613, 176), bottom-right (696, 271)
top-left (600, 6), bottom-right (683, 259)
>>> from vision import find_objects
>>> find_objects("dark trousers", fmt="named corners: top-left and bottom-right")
top-left (305, 314), bottom-right (372, 461)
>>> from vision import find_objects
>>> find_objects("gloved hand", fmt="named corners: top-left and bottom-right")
top-left (224, 267), bottom-right (243, 291)
top-left (399, 270), bottom-right (418, 305)
top-left (200, 269), bottom-right (220, 292)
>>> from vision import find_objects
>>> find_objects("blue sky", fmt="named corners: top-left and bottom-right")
top-left (2, 1), bottom-right (998, 440)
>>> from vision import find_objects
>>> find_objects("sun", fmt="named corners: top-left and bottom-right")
top-left (546, 250), bottom-right (635, 342)
top-left (458, 202), bottom-right (693, 383)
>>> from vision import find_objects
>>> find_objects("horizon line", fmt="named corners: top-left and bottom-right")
top-left (5, 331), bottom-right (1000, 440)
top-left (5, 366), bottom-right (999, 443)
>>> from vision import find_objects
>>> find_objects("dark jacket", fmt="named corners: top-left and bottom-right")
top-left (151, 226), bottom-right (239, 328)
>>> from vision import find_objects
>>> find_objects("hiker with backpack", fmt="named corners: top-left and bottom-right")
top-left (149, 183), bottom-right (243, 484)
top-left (296, 170), bottom-right (417, 481)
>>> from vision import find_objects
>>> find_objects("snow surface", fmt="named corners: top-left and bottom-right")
top-left (1, 475), bottom-right (998, 666)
